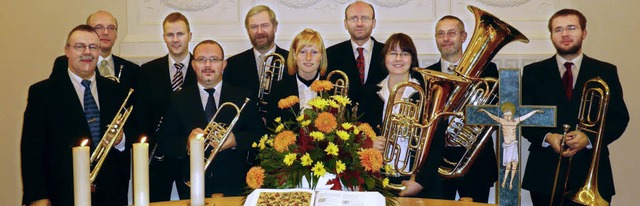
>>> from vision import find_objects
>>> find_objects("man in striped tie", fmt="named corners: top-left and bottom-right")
top-left (134, 12), bottom-right (198, 201)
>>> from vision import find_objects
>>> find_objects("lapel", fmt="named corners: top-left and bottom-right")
top-left (184, 85), bottom-right (209, 125)
top-left (573, 55), bottom-right (596, 101)
top-left (426, 61), bottom-right (442, 71)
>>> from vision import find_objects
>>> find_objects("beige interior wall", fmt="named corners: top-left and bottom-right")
top-left (1, 1), bottom-right (637, 205)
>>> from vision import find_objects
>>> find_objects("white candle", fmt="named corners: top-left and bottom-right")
top-left (190, 135), bottom-right (205, 206)
top-left (133, 137), bottom-right (149, 206)
top-left (73, 139), bottom-right (91, 206)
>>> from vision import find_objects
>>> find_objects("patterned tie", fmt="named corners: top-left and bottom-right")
top-left (356, 47), bottom-right (365, 84)
top-left (99, 60), bottom-right (110, 76)
top-left (171, 63), bottom-right (184, 91)
top-left (81, 80), bottom-right (101, 148)
top-left (562, 62), bottom-right (574, 100)
top-left (204, 88), bottom-right (217, 122)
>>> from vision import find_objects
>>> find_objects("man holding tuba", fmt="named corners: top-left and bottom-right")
top-left (522, 9), bottom-right (629, 206)
top-left (21, 25), bottom-right (131, 206)
top-left (158, 40), bottom-right (265, 197)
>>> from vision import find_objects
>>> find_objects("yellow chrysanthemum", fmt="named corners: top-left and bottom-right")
top-left (382, 177), bottom-right (389, 188)
top-left (328, 99), bottom-right (340, 108)
top-left (310, 80), bottom-right (334, 92)
top-left (331, 95), bottom-right (352, 106)
top-left (275, 124), bottom-right (284, 133)
top-left (357, 123), bottom-right (377, 140)
top-left (251, 142), bottom-right (258, 148)
top-left (358, 148), bottom-right (383, 172)
top-left (307, 97), bottom-right (329, 110)
top-left (353, 126), bottom-right (360, 135)
top-left (325, 142), bottom-right (339, 156)
top-left (341, 123), bottom-right (353, 130)
top-left (274, 131), bottom-right (296, 152)
top-left (253, 134), bottom-right (269, 150)
top-left (246, 166), bottom-right (265, 189)
top-left (296, 114), bottom-right (305, 122)
top-left (335, 160), bottom-right (346, 174)
top-left (314, 112), bottom-right (337, 133)
top-left (301, 153), bottom-right (313, 166)
top-left (278, 95), bottom-right (300, 109)
top-left (283, 153), bottom-right (297, 166)
top-left (275, 117), bottom-right (281, 123)
top-left (300, 120), bottom-right (311, 127)
top-left (384, 164), bottom-right (397, 176)
top-left (336, 130), bottom-right (350, 141)
top-left (309, 131), bottom-right (325, 141)
top-left (311, 161), bottom-right (327, 177)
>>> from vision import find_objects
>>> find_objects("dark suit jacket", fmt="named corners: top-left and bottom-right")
top-left (157, 82), bottom-right (265, 196)
top-left (223, 46), bottom-right (290, 95)
top-left (264, 75), bottom-right (303, 128)
top-left (50, 55), bottom-right (141, 89)
top-left (521, 55), bottom-right (629, 198)
top-left (133, 55), bottom-right (197, 148)
top-left (326, 38), bottom-right (387, 103)
top-left (21, 73), bottom-right (131, 206)
top-left (425, 61), bottom-right (499, 187)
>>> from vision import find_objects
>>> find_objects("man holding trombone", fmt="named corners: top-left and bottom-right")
top-left (522, 9), bottom-right (629, 205)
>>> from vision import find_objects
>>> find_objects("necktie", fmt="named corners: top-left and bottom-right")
top-left (172, 63), bottom-right (184, 91)
top-left (356, 47), bottom-right (365, 84)
top-left (204, 88), bottom-right (217, 122)
top-left (81, 80), bottom-right (101, 148)
top-left (562, 62), bottom-right (574, 100)
top-left (99, 60), bottom-right (111, 76)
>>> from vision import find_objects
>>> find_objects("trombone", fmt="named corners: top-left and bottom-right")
top-left (258, 53), bottom-right (286, 114)
top-left (90, 88), bottom-right (134, 183)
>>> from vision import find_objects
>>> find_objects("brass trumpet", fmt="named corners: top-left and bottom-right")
top-left (185, 98), bottom-right (250, 187)
top-left (90, 88), bottom-right (134, 183)
top-left (258, 53), bottom-right (286, 113)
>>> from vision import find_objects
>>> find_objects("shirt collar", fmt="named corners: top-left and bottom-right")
top-left (253, 46), bottom-right (277, 59)
top-left (169, 53), bottom-right (191, 68)
top-left (555, 53), bottom-right (583, 70)
top-left (350, 38), bottom-right (373, 53)
top-left (68, 67), bottom-right (97, 86)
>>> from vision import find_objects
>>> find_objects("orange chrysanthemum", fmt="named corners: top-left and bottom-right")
top-left (358, 123), bottom-right (377, 140)
top-left (314, 112), bottom-right (337, 133)
top-left (358, 148), bottom-right (383, 172)
top-left (274, 130), bottom-right (297, 152)
top-left (246, 166), bottom-right (265, 189)
top-left (310, 80), bottom-right (334, 92)
top-left (278, 95), bottom-right (300, 109)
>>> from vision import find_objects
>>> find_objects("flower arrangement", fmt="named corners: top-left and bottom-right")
top-left (246, 80), bottom-right (395, 204)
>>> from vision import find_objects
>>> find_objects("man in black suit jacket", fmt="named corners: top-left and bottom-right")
top-left (424, 15), bottom-right (498, 203)
top-left (326, 1), bottom-right (386, 103)
top-left (134, 12), bottom-right (198, 201)
top-left (522, 9), bottom-right (629, 206)
top-left (223, 5), bottom-right (289, 98)
top-left (159, 40), bottom-right (265, 196)
top-left (49, 10), bottom-right (141, 90)
top-left (21, 25), bottom-right (130, 206)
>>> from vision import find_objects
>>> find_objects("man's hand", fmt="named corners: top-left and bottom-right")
top-left (219, 132), bottom-right (237, 151)
top-left (545, 133), bottom-right (564, 154)
top-left (100, 120), bottom-right (124, 147)
top-left (563, 130), bottom-right (589, 156)
top-left (29, 199), bottom-right (51, 206)
top-left (373, 136), bottom-right (386, 152)
top-left (398, 180), bottom-right (423, 197)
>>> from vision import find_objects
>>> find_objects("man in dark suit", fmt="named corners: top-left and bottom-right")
top-left (223, 5), bottom-right (289, 97)
top-left (326, 1), bottom-right (386, 103)
top-left (159, 40), bottom-right (265, 196)
top-left (424, 15), bottom-right (498, 203)
top-left (133, 12), bottom-right (198, 201)
top-left (522, 9), bottom-right (629, 206)
top-left (49, 10), bottom-right (141, 89)
top-left (21, 25), bottom-right (130, 206)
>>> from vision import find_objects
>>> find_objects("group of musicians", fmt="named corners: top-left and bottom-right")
top-left (20, 1), bottom-right (629, 206)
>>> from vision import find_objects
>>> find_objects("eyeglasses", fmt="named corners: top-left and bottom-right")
top-left (69, 44), bottom-right (100, 52)
top-left (436, 30), bottom-right (460, 38)
top-left (347, 16), bottom-right (372, 23)
top-left (249, 23), bottom-right (272, 31)
top-left (387, 51), bottom-right (411, 58)
top-left (94, 25), bottom-right (117, 32)
top-left (194, 57), bottom-right (223, 64)
top-left (553, 25), bottom-right (580, 33)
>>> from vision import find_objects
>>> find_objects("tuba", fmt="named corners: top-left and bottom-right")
top-left (381, 5), bottom-right (529, 188)
top-left (185, 98), bottom-right (250, 187)
top-left (258, 53), bottom-right (286, 114)
top-left (326, 70), bottom-right (350, 119)
top-left (90, 88), bottom-right (134, 183)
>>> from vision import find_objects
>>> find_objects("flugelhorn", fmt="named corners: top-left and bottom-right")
top-left (90, 88), bottom-right (134, 183)
top-left (185, 98), bottom-right (250, 187)
top-left (258, 53), bottom-right (286, 113)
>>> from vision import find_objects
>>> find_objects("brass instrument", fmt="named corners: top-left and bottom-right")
top-left (551, 124), bottom-right (572, 205)
top-left (90, 88), bottom-right (134, 183)
top-left (258, 53), bottom-right (286, 113)
top-left (326, 70), bottom-right (350, 119)
top-left (103, 65), bottom-right (124, 83)
top-left (185, 98), bottom-right (250, 187)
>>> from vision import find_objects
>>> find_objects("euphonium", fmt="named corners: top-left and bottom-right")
top-left (326, 70), bottom-right (350, 119)
top-left (258, 53), bottom-right (286, 113)
top-left (425, 5), bottom-right (529, 179)
top-left (90, 88), bottom-right (134, 183)
top-left (185, 98), bottom-right (250, 187)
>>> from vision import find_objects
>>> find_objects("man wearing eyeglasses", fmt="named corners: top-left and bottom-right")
top-left (158, 40), bottom-right (265, 197)
top-left (326, 1), bottom-right (386, 103)
top-left (522, 9), bottom-right (628, 206)
top-left (50, 10), bottom-right (141, 90)
top-left (420, 15), bottom-right (498, 203)
top-left (21, 25), bottom-right (131, 206)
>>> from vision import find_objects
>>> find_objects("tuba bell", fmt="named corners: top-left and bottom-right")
top-left (258, 53), bottom-right (286, 114)
top-left (185, 98), bottom-right (250, 187)
top-left (90, 88), bottom-right (134, 183)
